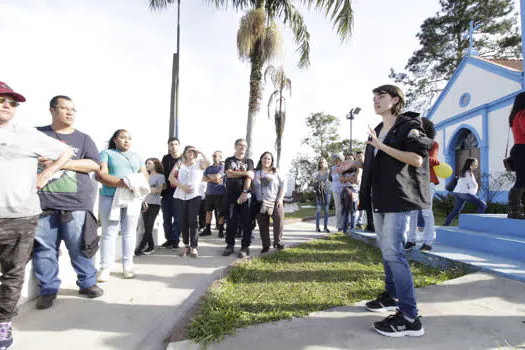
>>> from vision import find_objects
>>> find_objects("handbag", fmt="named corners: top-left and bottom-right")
top-left (258, 170), bottom-right (275, 216)
top-left (503, 127), bottom-right (515, 172)
top-left (445, 176), bottom-right (458, 192)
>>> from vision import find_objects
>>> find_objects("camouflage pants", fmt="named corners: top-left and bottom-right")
top-left (0, 216), bottom-right (37, 322)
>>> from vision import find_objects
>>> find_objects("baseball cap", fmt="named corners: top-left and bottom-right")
top-left (0, 82), bottom-right (26, 102)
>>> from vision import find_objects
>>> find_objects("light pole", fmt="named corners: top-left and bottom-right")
top-left (346, 107), bottom-right (361, 154)
top-left (169, 0), bottom-right (181, 139)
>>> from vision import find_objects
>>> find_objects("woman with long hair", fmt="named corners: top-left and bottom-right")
top-left (252, 152), bottom-right (286, 253)
top-left (313, 158), bottom-right (332, 233)
top-left (96, 129), bottom-right (148, 281)
top-left (135, 158), bottom-right (165, 256)
top-left (443, 157), bottom-right (487, 225)
top-left (169, 146), bottom-right (210, 257)
top-left (507, 92), bottom-right (525, 219)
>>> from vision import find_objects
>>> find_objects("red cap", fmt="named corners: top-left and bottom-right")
top-left (0, 82), bottom-right (26, 102)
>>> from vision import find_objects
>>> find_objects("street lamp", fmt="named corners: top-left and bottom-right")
top-left (346, 107), bottom-right (361, 154)
top-left (169, 0), bottom-right (181, 139)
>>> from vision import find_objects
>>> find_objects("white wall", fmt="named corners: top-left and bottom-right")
top-left (488, 106), bottom-right (515, 187)
top-left (431, 63), bottom-right (522, 125)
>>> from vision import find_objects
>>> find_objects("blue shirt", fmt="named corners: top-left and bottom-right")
top-left (203, 164), bottom-right (226, 196)
top-left (100, 149), bottom-right (142, 197)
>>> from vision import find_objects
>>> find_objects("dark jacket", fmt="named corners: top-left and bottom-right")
top-left (359, 112), bottom-right (433, 213)
top-left (161, 154), bottom-right (181, 197)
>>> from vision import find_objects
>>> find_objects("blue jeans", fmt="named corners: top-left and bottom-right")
top-left (373, 211), bottom-right (418, 319)
top-left (407, 183), bottom-right (436, 245)
top-left (316, 192), bottom-right (332, 228)
top-left (33, 211), bottom-right (98, 295)
top-left (161, 196), bottom-right (181, 244)
top-left (99, 196), bottom-right (141, 270)
top-left (444, 192), bottom-right (487, 226)
top-left (342, 201), bottom-right (357, 233)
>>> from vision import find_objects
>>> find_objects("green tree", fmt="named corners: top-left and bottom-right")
top-left (264, 64), bottom-right (292, 167)
top-left (301, 112), bottom-right (340, 160)
top-left (149, 0), bottom-right (354, 158)
top-left (390, 0), bottom-right (521, 111)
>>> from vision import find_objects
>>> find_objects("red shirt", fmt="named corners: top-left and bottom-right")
top-left (513, 110), bottom-right (525, 144)
top-left (429, 142), bottom-right (440, 185)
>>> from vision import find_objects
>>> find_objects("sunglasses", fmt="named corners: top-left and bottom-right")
top-left (0, 97), bottom-right (19, 108)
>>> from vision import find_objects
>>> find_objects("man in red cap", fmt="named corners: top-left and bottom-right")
top-left (0, 82), bottom-right (73, 349)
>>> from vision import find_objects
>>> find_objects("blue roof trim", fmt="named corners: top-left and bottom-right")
top-left (427, 56), bottom-right (524, 120)
top-left (434, 90), bottom-right (520, 130)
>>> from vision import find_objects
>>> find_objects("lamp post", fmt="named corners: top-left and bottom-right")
top-left (169, 0), bottom-right (181, 139)
top-left (346, 107), bottom-right (361, 154)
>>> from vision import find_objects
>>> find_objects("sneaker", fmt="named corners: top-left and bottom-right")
top-left (123, 266), bottom-right (136, 279)
top-left (365, 291), bottom-right (398, 312)
top-left (170, 241), bottom-right (180, 250)
top-left (238, 247), bottom-right (250, 258)
top-left (36, 294), bottom-right (56, 310)
top-left (420, 244), bottom-right (432, 251)
top-left (373, 310), bottom-right (424, 337)
top-left (222, 245), bottom-right (234, 256)
top-left (190, 247), bottom-right (198, 257)
top-left (261, 247), bottom-right (270, 254)
top-left (180, 246), bottom-right (190, 257)
top-left (134, 248), bottom-right (144, 256)
top-left (143, 247), bottom-right (156, 255)
top-left (324, 227), bottom-right (330, 233)
top-left (160, 241), bottom-right (172, 248)
top-left (218, 230), bottom-right (225, 238)
top-left (0, 322), bottom-right (13, 350)
top-left (273, 243), bottom-right (285, 250)
top-left (199, 227), bottom-right (212, 237)
top-left (316, 226), bottom-right (321, 233)
top-left (404, 242), bottom-right (416, 251)
top-left (97, 268), bottom-right (111, 283)
top-left (79, 285), bottom-right (104, 299)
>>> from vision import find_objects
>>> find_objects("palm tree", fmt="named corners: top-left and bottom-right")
top-left (149, 0), bottom-right (354, 158)
top-left (265, 64), bottom-right (291, 167)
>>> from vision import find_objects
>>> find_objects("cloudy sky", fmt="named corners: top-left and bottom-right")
top-left (3, 0), bottom-right (516, 172)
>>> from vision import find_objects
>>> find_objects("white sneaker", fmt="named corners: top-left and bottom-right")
top-left (97, 268), bottom-right (111, 283)
top-left (123, 266), bottom-right (136, 279)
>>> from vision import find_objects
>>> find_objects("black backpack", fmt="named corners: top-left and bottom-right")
top-left (445, 176), bottom-right (459, 192)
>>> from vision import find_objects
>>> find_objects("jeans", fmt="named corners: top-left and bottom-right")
top-left (175, 197), bottom-right (201, 248)
top-left (407, 183), bottom-right (436, 245)
top-left (161, 196), bottom-right (181, 244)
top-left (316, 191), bottom-right (332, 229)
top-left (225, 198), bottom-right (253, 248)
top-left (356, 210), bottom-right (365, 225)
top-left (33, 211), bottom-right (98, 295)
top-left (373, 211), bottom-right (418, 319)
top-left (0, 216), bottom-right (37, 322)
top-left (138, 204), bottom-right (160, 251)
top-left (99, 195), bottom-right (141, 270)
top-left (342, 201), bottom-right (357, 233)
top-left (333, 191), bottom-right (343, 229)
top-left (444, 192), bottom-right (487, 226)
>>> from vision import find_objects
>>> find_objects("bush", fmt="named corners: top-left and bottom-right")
top-left (434, 192), bottom-right (508, 214)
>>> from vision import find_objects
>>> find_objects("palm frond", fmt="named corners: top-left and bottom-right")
top-left (276, 1), bottom-right (311, 68)
top-left (262, 22), bottom-right (282, 62)
top-left (149, 0), bottom-right (175, 10)
top-left (284, 77), bottom-right (292, 96)
top-left (267, 90), bottom-right (280, 119)
top-left (301, 0), bottom-right (354, 41)
top-left (264, 65), bottom-right (278, 85)
top-left (237, 9), bottom-right (267, 59)
top-left (204, 0), bottom-right (256, 11)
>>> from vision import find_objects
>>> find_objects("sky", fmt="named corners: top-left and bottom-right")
top-left (2, 0), bottom-right (517, 174)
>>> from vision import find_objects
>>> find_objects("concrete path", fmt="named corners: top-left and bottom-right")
top-left (172, 272), bottom-right (525, 350)
top-left (11, 218), bottom-right (330, 350)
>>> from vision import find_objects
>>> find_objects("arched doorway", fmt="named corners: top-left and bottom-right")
top-left (448, 128), bottom-right (481, 184)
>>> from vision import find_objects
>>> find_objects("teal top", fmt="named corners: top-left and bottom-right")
top-left (99, 149), bottom-right (142, 197)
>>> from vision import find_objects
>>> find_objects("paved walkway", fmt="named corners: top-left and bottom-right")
top-left (12, 219), bottom-right (327, 350)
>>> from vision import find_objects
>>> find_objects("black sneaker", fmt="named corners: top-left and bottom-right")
top-left (79, 285), bottom-right (104, 298)
top-left (420, 244), bottom-right (432, 251)
top-left (404, 242), bottom-right (416, 251)
top-left (135, 248), bottom-right (144, 256)
top-left (170, 241), bottom-right (180, 250)
top-left (0, 322), bottom-right (13, 350)
top-left (36, 294), bottom-right (57, 310)
top-left (365, 291), bottom-right (398, 312)
top-left (143, 247), bottom-right (156, 255)
top-left (373, 310), bottom-right (424, 337)
top-left (273, 243), bottom-right (285, 250)
top-left (199, 227), bottom-right (212, 237)
top-left (261, 247), bottom-right (270, 254)
top-left (218, 230), bottom-right (225, 238)
top-left (238, 247), bottom-right (250, 258)
top-left (160, 241), bottom-right (172, 248)
top-left (324, 227), bottom-right (330, 233)
top-left (316, 226), bottom-right (321, 232)
top-left (222, 245), bottom-right (234, 256)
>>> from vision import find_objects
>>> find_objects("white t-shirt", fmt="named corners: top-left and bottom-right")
top-left (453, 170), bottom-right (478, 195)
top-left (173, 159), bottom-right (205, 201)
top-left (0, 122), bottom-right (70, 218)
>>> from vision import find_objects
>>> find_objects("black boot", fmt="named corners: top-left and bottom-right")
top-left (199, 224), bottom-right (212, 236)
top-left (508, 188), bottom-right (525, 220)
top-left (218, 224), bottom-right (225, 238)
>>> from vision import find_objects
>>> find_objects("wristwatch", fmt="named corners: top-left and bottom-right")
top-left (243, 189), bottom-right (249, 193)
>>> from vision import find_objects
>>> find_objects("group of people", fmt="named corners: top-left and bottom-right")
top-left (0, 81), bottom-right (287, 348)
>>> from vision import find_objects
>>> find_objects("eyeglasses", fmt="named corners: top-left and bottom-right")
top-left (0, 97), bottom-right (19, 108)
top-left (53, 106), bottom-right (77, 113)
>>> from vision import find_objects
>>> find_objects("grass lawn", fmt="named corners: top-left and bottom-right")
top-left (187, 234), bottom-right (467, 344)
top-left (284, 203), bottom-right (335, 219)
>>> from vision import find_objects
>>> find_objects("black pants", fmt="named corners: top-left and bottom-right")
top-left (198, 198), bottom-right (206, 228)
top-left (225, 198), bottom-right (253, 248)
top-left (138, 204), bottom-right (160, 250)
top-left (511, 144), bottom-right (525, 188)
top-left (176, 197), bottom-right (202, 248)
top-left (0, 216), bottom-right (37, 322)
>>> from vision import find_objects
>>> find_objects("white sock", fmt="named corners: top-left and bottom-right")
top-left (403, 315), bottom-right (415, 323)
